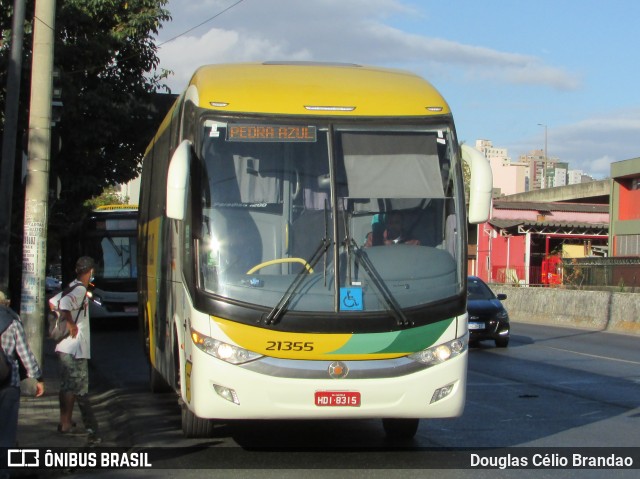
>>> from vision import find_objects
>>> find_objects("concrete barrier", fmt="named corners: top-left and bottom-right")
top-left (490, 285), bottom-right (640, 335)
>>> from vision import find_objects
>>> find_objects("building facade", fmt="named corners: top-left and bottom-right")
top-left (475, 139), bottom-right (527, 196)
top-left (610, 157), bottom-right (640, 256)
top-left (475, 201), bottom-right (609, 285)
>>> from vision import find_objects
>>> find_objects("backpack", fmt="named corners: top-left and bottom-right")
top-left (47, 282), bottom-right (85, 342)
top-left (0, 306), bottom-right (18, 385)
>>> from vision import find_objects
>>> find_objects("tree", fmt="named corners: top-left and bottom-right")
top-left (84, 185), bottom-right (129, 210)
top-left (0, 0), bottom-right (171, 302)
top-left (53, 0), bottom-right (172, 216)
top-left (1, 0), bottom-right (171, 212)
top-left (460, 141), bottom-right (471, 203)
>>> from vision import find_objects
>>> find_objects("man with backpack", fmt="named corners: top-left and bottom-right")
top-left (55, 256), bottom-right (100, 443)
top-left (0, 290), bottom-right (44, 449)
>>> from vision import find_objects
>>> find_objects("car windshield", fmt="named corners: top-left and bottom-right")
top-left (467, 278), bottom-right (496, 301)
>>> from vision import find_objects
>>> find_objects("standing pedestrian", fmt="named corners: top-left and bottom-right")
top-left (55, 256), bottom-right (100, 442)
top-left (0, 290), bottom-right (44, 449)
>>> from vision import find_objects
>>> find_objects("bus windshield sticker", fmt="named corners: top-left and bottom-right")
top-left (340, 287), bottom-right (363, 311)
top-left (227, 125), bottom-right (317, 142)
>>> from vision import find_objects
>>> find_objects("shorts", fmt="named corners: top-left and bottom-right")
top-left (58, 353), bottom-right (89, 395)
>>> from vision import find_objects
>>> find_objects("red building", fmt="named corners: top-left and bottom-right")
top-left (610, 157), bottom-right (640, 257)
top-left (474, 201), bottom-right (609, 285)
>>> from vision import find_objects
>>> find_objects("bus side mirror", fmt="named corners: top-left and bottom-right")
top-left (166, 140), bottom-right (192, 220)
top-left (462, 144), bottom-right (493, 224)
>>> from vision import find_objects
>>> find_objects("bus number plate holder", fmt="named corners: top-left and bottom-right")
top-left (315, 391), bottom-right (361, 407)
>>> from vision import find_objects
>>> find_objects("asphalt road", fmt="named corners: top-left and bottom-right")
top-left (75, 320), bottom-right (640, 478)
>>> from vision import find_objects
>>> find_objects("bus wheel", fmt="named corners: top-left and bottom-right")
top-left (382, 418), bottom-right (420, 440)
top-left (149, 366), bottom-right (171, 394)
top-left (182, 405), bottom-right (214, 438)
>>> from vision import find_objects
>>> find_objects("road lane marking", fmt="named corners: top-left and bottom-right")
top-left (540, 345), bottom-right (640, 365)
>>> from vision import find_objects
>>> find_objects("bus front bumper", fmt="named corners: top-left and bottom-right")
top-left (183, 347), bottom-right (467, 420)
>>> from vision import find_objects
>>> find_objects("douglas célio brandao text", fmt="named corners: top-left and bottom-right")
top-left (470, 452), bottom-right (634, 469)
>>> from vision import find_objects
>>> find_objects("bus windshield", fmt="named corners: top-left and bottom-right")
top-left (195, 119), bottom-right (462, 313)
top-left (82, 212), bottom-right (138, 284)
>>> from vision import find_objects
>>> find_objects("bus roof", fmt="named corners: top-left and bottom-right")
top-left (186, 62), bottom-right (451, 117)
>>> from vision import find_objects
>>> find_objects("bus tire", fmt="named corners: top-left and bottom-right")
top-left (182, 405), bottom-right (214, 438)
top-left (149, 365), bottom-right (171, 394)
top-left (382, 418), bottom-right (420, 440)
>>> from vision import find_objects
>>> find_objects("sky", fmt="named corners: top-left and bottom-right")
top-left (154, 0), bottom-right (640, 179)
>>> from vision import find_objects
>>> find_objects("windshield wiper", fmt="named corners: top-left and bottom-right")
top-left (105, 232), bottom-right (124, 257)
top-left (349, 238), bottom-right (411, 327)
top-left (264, 237), bottom-right (332, 326)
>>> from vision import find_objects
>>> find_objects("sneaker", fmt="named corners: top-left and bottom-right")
top-left (86, 429), bottom-right (102, 445)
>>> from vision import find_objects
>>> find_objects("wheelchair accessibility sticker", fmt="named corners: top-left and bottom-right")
top-left (340, 287), bottom-right (363, 311)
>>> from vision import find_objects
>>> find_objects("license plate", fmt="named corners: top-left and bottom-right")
top-left (124, 305), bottom-right (138, 313)
top-left (469, 322), bottom-right (485, 330)
top-left (314, 391), bottom-right (361, 407)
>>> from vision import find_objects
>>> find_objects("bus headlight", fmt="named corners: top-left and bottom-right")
top-left (191, 328), bottom-right (262, 365)
top-left (408, 334), bottom-right (468, 366)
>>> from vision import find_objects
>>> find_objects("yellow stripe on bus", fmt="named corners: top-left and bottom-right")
top-left (213, 316), bottom-right (407, 361)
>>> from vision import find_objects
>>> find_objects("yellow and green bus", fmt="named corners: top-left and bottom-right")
top-left (138, 62), bottom-right (492, 438)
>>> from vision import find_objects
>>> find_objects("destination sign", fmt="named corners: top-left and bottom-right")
top-left (227, 124), bottom-right (317, 142)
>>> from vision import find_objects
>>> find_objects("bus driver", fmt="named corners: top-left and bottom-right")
top-left (364, 211), bottom-right (420, 247)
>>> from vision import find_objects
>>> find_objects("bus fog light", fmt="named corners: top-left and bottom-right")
top-left (430, 382), bottom-right (455, 404)
top-left (213, 384), bottom-right (240, 405)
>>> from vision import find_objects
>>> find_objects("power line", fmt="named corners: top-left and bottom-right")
top-left (158, 0), bottom-right (246, 48)
top-left (44, 0), bottom-right (245, 78)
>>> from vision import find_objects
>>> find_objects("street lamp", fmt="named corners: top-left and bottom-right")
top-left (538, 123), bottom-right (548, 189)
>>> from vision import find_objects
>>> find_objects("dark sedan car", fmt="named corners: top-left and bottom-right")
top-left (467, 276), bottom-right (510, 347)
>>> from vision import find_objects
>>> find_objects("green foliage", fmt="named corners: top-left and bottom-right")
top-left (462, 154), bottom-right (471, 184)
top-left (0, 0), bottom-right (171, 222)
top-left (0, 0), bottom-right (172, 296)
top-left (84, 185), bottom-right (129, 210)
top-left (460, 142), bottom-right (471, 203)
top-left (54, 0), bottom-right (172, 204)
top-left (563, 258), bottom-right (584, 289)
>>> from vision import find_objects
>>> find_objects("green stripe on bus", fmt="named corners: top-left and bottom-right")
top-left (329, 318), bottom-right (454, 355)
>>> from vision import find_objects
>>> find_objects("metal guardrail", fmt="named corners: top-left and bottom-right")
top-left (562, 257), bottom-right (640, 290)
top-left (489, 257), bottom-right (640, 291)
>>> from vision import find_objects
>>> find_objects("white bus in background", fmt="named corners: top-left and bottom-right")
top-left (70, 205), bottom-right (139, 319)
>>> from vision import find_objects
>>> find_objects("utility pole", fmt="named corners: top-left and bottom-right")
top-left (0, 0), bottom-right (27, 297)
top-left (21, 0), bottom-right (57, 365)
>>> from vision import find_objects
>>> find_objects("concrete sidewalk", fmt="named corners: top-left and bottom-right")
top-left (15, 337), bottom-right (123, 450)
